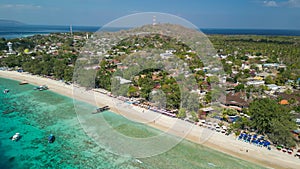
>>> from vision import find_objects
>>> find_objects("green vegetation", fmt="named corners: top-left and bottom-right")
top-left (210, 35), bottom-right (300, 82)
top-left (0, 33), bottom-right (85, 81)
top-left (0, 30), bottom-right (299, 146)
top-left (231, 98), bottom-right (297, 147)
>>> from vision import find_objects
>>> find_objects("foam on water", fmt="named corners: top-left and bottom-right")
top-left (0, 77), bottom-right (265, 169)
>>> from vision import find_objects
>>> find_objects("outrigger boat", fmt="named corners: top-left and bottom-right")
top-left (19, 81), bottom-right (28, 85)
top-left (48, 134), bottom-right (55, 143)
top-left (92, 106), bottom-right (110, 114)
top-left (10, 133), bottom-right (21, 141)
top-left (34, 85), bottom-right (48, 91)
top-left (3, 89), bottom-right (9, 94)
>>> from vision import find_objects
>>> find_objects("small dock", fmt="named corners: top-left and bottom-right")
top-left (92, 106), bottom-right (110, 114)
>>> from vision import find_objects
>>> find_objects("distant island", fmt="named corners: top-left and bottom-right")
top-left (0, 19), bottom-right (25, 26)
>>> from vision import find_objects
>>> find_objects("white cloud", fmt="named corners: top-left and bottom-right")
top-left (263, 1), bottom-right (278, 7)
top-left (263, 0), bottom-right (300, 8)
top-left (284, 0), bottom-right (300, 7)
top-left (0, 4), bottom-right (42, 9)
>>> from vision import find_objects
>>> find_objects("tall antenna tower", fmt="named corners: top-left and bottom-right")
top-left (70, 24), bottom-right (73, 35)
top-left (152, 15), bottom-right (156, 26)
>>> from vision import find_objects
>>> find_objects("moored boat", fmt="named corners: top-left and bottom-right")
top-left (34, 85), bottom-right (48, 91)
top-left (3, 89), bottom-right (9, 94)
top-left (92, 106), bottom-right (110, 114)
top-left (19, 81), bottom-right (28, 85)
top-left (48, 134), bottom-right (55, 143)
top-left (10, 133), bottom-right (21, 141)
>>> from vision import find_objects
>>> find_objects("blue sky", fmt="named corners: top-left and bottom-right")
top-left (0, 0), bottom-right (300, 29)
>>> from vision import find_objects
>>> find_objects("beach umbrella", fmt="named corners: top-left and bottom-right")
top-left (276, 145), bottom-right (282, 150)
top-left (282, 148), bottom-right (287, 152)
top-left (247, 137), bottom-right (251, 142)
top-left (288, 149), bottom-right (293, 154)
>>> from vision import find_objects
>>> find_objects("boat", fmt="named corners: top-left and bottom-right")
top-left (134, 159), bottom-right (143, 164)
top-left (34, 85), bottom-right (48, 91)
top-left (19, 81), bottom-right (28, 85)
top-left (10, 133), bottom-right (21, 141)
top-left (92, 106), bottom-right (110, 114)
top-left (3, 89), bottom-right (9, 94)
top-left (48, 134), bottom-right (55, 143)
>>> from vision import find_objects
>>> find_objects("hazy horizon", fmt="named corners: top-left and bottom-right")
top-left (2, 18), bottom-right (300, 31)
top-left (1, 0), bottom-right (300, 30)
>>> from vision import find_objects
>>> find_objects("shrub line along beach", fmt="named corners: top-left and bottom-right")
top-left (1, 70), bottom-right (300, 169)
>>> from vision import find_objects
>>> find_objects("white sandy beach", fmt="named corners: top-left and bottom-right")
top-left (1, 70), bottom-right (300, 169)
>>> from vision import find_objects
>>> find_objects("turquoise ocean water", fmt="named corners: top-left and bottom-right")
top-left (0, 77), bottom-right (265, 169)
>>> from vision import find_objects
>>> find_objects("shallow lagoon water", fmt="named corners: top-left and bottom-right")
top-left (0, 77), bottom-right (265, 169)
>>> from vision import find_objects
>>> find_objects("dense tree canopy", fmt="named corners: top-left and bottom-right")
top-left (249, 98), bottom-right (297, 147)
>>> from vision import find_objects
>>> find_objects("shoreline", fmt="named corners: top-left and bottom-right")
top-left (1, 70), bottom-right (299, 169)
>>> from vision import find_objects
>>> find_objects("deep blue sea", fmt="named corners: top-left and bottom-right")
top-left (0, 77), bottom-right (265, 169)
top-left (1, 25), bottom-right (300, 39)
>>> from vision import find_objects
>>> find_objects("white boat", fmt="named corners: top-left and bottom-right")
top-left (3, 89), bottom-right (9, 94)
top-left (11, 133), bottom-right (20, 141)
top-left (135, 159), bottom-right (143, 164)
top-left (34, 85), bottom-right (48, 91)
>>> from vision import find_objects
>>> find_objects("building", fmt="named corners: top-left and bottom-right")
top-left (7, 42), bottom-right (15, 54)
top-left (114, 76), bottom-right (132, 85)
top-left (222, 92), bottom-right (249, 110)
top-left (246, 80), bottom-right (265, 86)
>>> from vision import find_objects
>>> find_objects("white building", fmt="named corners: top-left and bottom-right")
top-left (246, 80), bottom-right (265, 86)
top-left (7, 42), bottom-right (15, 54)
